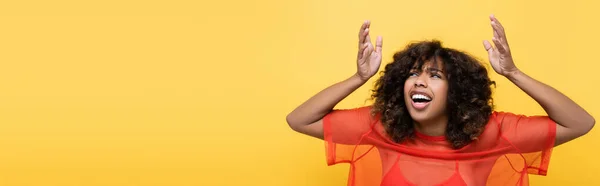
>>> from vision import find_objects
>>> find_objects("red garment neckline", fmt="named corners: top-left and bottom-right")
top-left (415, 130), bottom-right (446, 141)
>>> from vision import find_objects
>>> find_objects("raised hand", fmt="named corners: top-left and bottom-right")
top-left (483, 15), bottom-right (519, 77)
top-left (356, 20), bottom-right (383, 81)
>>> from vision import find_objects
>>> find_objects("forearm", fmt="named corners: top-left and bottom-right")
top-left (286, 73), bottom-right (367, 127)
top-left (506, 70), bottom-right (595, 131)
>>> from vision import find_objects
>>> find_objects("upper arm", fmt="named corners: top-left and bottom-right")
top-left (554, 122), bottom-right (593, 146)
top-left (554, 125), bottom-right (571, 146)
top-left (289, 118), bottom-right (324, 140)
top-left (288, 106), bottom-right (374, 144)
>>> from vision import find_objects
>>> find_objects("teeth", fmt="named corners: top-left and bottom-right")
top-left (411, 94), bottom-right (431, 100)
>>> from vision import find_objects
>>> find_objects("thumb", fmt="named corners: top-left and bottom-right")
top-left (483, 40), bottom-right (494, 56)
top-left (375, 36), bottom-right (383, 54)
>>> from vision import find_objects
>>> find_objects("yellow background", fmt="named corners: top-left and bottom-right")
top-left (0, 0), bottom-right (598, 185)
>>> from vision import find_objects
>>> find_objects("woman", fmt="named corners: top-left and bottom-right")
top-left (286, 15), bottom-right (594, 186)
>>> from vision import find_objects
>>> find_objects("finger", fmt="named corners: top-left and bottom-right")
top-left (362, 44), bottom-right (373, 59)
top-left (483, 40), bottom-right (495, 57)
top-left (491, 22), bottom-right (506, 41)
top-left (358, 20), bottom-right (370, 44)
top-left (358, 43), bottom-right (368, 59)
top-left (490, 15), bottom-right (506, 36)
top-left (492, 38), bottom-right (506, 54)
top-left (358, 29), bottom-right (366, 45)
top-left (358, 28), bottom-right (370, 48)
top-left (359, 20), bottom-right (369, 32)
top-left (375, 36), bottom-right (383, 54)
top-left (493, 29), bottom-right (500, 40)
top-left (483, 40), bottom-right (493, 51)
top-left (364, 28), bottom-right (372, 44)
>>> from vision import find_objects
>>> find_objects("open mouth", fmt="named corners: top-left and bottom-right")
top-left (411, 94), bottom-right (432, 103)
top-left (410, 93), bottom-right (432, 110)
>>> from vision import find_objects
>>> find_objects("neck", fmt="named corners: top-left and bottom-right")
top-left (413, 115), bottom-right (448, 137)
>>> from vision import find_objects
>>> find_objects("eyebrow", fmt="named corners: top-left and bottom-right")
top-left (411, 67), bottom-right (444, 73)
top-left (427, 68), bottom-right (444, 73)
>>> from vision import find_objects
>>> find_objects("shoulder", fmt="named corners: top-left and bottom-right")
top-left (489, 111), bottom-right (552, 127)
top-left (324, 105), bottom-right (379, 126)
top-left (333, 105), bottom-right (374, 112)
top-left (469, 112), bottom-right (524, 146)
top-left (490, 111), bottom-right (526, 121)
top-left (328, 105), bottom-right (377, 118)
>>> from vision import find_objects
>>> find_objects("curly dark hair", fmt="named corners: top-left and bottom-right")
top-left (370, 40), bottom-right (496, 149)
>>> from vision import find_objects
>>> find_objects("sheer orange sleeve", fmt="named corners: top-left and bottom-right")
top-left (322, 106), bottom-right (376, 166)
top-left (495, 112), bottom-right (557, 176)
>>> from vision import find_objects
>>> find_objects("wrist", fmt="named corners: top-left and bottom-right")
top-left (350, 73), bottom-right (370, 82)
top-left (504, 69), bottom-right (523, 81)
top-left (352, 73), bottom-right (370, 83)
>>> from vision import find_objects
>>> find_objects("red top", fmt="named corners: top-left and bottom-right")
top-left (323, 106), bottom-right (556, 186)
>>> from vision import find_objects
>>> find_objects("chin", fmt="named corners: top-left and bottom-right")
top-left (407, 110), bottom-right (430, 124)
top-left (406, 105), bottom-right (444, 125)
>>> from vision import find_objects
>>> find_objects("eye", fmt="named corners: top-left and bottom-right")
top-left (409, 72), bottom-right (418, 77)
top-left (431, 73), bottom-right (442, 79)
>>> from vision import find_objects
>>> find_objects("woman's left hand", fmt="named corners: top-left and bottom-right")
top-left (483, 14), bottom-right (520, 77)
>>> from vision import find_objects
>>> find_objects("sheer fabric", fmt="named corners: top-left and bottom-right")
top-left (323, 106), bottom-right (555, 186)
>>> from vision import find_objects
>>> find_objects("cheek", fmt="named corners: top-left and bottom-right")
top-left (403, 80), bottom-right (412, 95)
top-left (433, 83), bottom-right (449, 102)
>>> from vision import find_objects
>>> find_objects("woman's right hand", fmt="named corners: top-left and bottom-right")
top-left (356, 20), bottom-right (383, 81)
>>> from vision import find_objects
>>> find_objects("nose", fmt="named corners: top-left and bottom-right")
top-left (414, 75), bottom-right (427, 88)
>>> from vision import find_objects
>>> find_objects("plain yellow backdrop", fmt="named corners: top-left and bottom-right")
top-left (0, 0), bottom-right (598, 185)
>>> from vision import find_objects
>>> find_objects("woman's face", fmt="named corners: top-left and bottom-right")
top-left (403, 60), bottom-right (449, 125)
